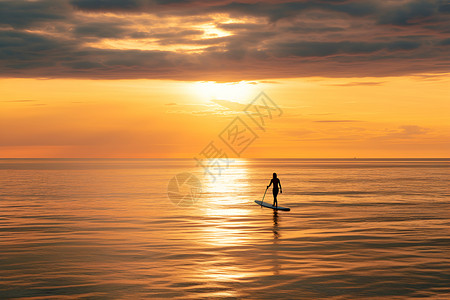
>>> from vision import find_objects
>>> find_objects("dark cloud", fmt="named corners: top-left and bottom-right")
top-left (70, 0), bottom-right (141, 12)
top-left (440, 38), bottom-right (450, 45)
top-left (216, 23), bottom-right (264, 31)
top-left (73, 22), bottom-right (134, 38)
top-left (207, 1), bottom-right (377, 22)
top-left (152, 29), bottom-right (203, 39)
top-left (377, 0), bottom-right (441, 26)
top-left (0, 0), bottom-right (67, 28)
top-left (0, 0), bottom-right (449, 80)
top-left (440, 0), bottom-right (450, 12)
top-left (270, 40), bottom-right (422, 57)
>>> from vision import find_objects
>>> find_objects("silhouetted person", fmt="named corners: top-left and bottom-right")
top-left (267, 173), bottom-right (282, 207)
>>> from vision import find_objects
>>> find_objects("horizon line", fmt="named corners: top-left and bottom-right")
top-left (1, 157), bottom-right (449, 160)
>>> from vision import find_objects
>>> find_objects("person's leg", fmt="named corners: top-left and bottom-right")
top-left (273, 189), bottom-right (278, 206)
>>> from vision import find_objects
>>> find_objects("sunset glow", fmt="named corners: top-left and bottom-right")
top-left (1, 2), bottom-right (450, 299)
top-left (192, 81), bottom-right (260, 102)
top-left (0, 0), bottom-right (449, 158)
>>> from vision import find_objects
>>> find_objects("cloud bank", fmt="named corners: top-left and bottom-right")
top-left (0, 0), bottom-right (449, 80)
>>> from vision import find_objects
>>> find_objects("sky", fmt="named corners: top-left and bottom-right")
top-left (0, 0), bottom-right (449, 158)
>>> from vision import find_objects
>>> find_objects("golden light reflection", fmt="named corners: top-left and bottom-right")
top-left (200, 159), bottom-right (251, 217)
top-left (192, 159), bottom-right (255, 248)
top-left (177, 159), bottom-right (256, 298)
top-left (187, 160), bottom-right (283, 295)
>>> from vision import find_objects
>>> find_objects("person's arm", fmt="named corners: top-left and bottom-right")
top-left (279, 180), bottom-right (282, 193)
top-left (267, 179), bottom-right (273, 189)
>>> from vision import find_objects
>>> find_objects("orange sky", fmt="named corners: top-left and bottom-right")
top-left (1, 0), bottom-right (449, 158)
top-left (1, 75), bottom-right (449, 158)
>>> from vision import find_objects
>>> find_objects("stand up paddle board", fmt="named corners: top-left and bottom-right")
top-left (255, 200), bottom-right (290, 211)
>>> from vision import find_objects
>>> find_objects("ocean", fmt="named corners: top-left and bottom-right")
top-left (0, 158), bottom-right (449, 299)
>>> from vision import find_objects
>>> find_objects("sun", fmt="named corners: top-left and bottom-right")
top-left (191, 81), bottom-right (260, 102)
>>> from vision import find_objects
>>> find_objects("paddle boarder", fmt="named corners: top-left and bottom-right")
top-left (267, 173), bottom-right (282, 207)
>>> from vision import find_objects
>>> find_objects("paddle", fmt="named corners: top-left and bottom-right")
top-left (261, 186), bottom-right (268, 207)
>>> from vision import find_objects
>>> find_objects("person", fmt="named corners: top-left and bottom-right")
top-left (267, 173), bottom-right (282, 207)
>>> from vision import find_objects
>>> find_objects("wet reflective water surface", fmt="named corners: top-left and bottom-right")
top-left (1, 159), bottom-right (449, 299)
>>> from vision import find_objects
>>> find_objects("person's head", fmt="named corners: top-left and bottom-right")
top-left (273, 172), bottom-right (277, 178)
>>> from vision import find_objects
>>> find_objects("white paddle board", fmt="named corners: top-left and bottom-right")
top-left (255, 200), bottom-right (290, 211)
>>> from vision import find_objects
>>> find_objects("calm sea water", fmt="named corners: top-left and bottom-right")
top-left (0, 158), bottom-right (449, 299)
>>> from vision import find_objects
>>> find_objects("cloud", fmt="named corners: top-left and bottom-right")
top-left (210, 99), bottom-right (247, 111)
top-left (3, 99), bottom-right (37, 103)
top-left (70, 0), bottom-right (141, 12)
top-left (440, 38), bottom-right (450, 45)
top-left (258, 80), bottom-right (281, 84)
top-left (0, 0), bottom-right (449, 80)
top-left (327, 81), bottom-right (385, 86)
top-left (0, 0), bottom-right (68, 28)
top-left (73, 22), bottom-right (137, 38)
top-left (164, 102), bottom-right (238, 115)
top-left (377, 0), bottom-right (440, 26)
top-left (397, 125), bottom-right (430, 135)
top-left (270, 40), bottom-right (422, 58)
top-left (314, 120), bottom-right (362, 123)
top-left (376, 125), bottom-right (430, 140)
